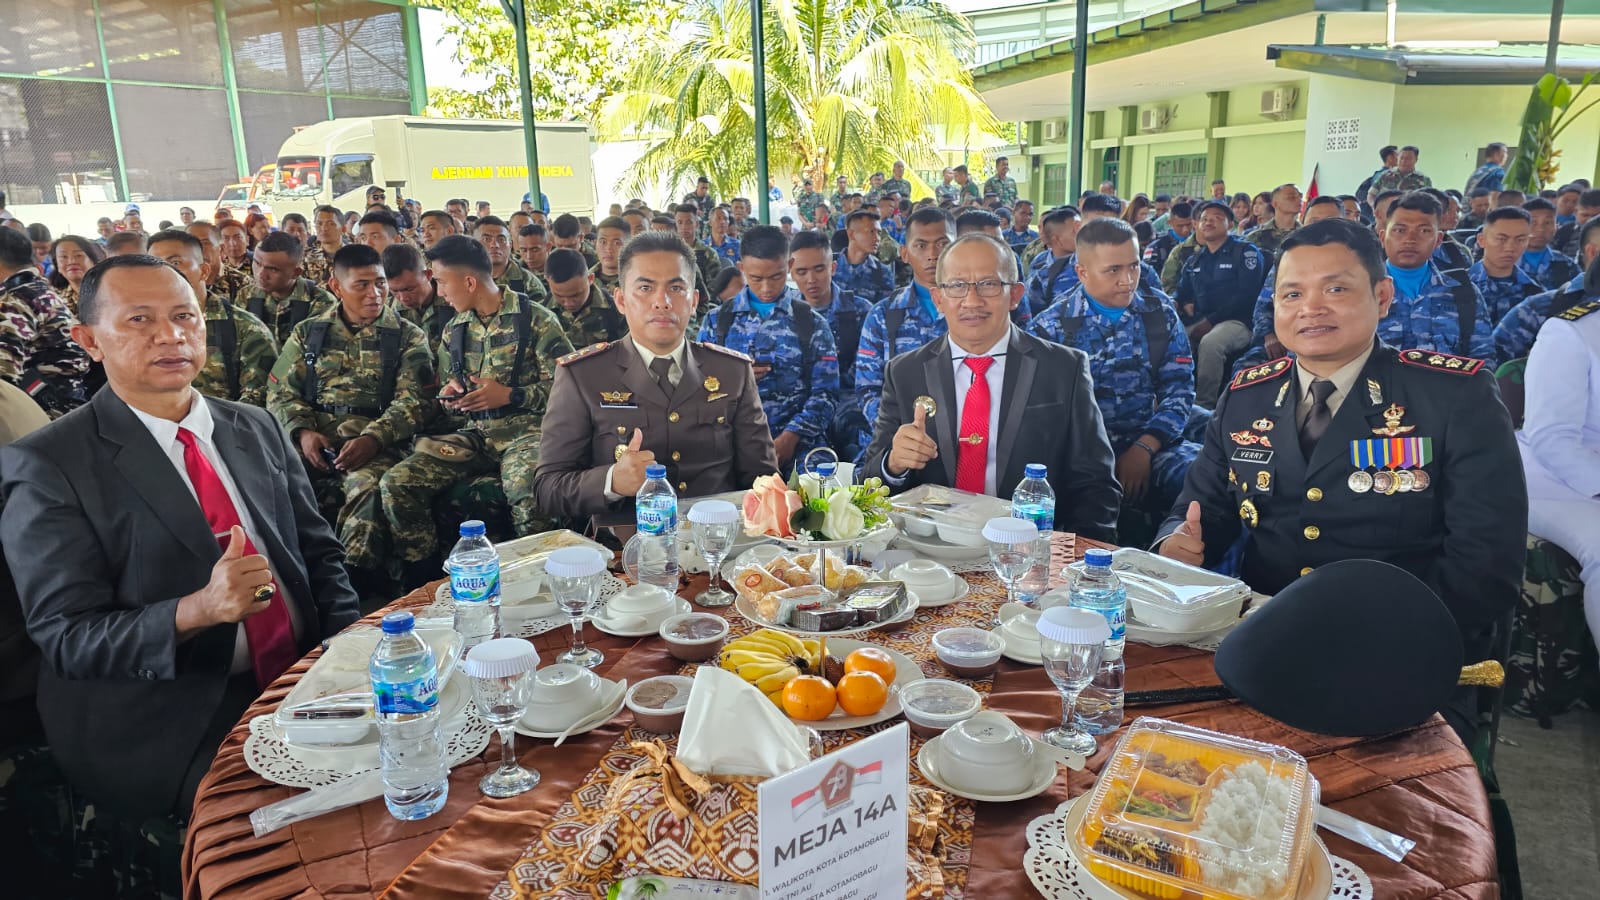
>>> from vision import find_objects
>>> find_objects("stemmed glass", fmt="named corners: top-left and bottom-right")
top-left (984, 516), bottom-right (1039, 624)
top-left (1036, 607), bottom-right (1111, 755)
top-left (463, 638), bottom-right (541, 798)
top-left (546, 547), bottom-right (607, 668)
top-left (687, 499), bottom-right (740, 607)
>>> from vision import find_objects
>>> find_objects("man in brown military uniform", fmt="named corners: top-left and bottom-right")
top-left (534, 232), bottom-right (778, 528)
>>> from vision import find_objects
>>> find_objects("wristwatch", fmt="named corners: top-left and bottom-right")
top-left (508, 387), bottom-right (527, 409)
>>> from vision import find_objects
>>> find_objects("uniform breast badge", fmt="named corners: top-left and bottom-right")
top-left (1239, 498), bottom-right (1259, 528)
top-left (1370, 403), bottom-right (1415, 437)
top-left (1251, 417), bottom-right (1274, 432)
top-left (1255, 471), bottom-right (1271, 491)
top-left (600, 390), bottom-right (637, 408)
top-left (704, 376), bottom-right (726, 400)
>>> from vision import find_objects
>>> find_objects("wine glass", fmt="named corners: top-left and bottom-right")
top-left (463, 638), bottom-right (541, 798)
top-left (984, 516), bottom-right (1038, 624)
top-left (687, 499), bottom-right (739, 607)
top-left (1036, 607), bottom-right (1110, 755)
top-left (546, 547), bottom-right (607, 668)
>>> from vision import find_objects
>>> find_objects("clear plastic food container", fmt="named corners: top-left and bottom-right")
top-left (888, 484), bottom-right (1011, 543)
top-left (1065, 548), bottom-right (1251, 633)
top-left (1071, 717), bottom-right (1318, 900)
top-left (492, 529), bottom-right (610, 601)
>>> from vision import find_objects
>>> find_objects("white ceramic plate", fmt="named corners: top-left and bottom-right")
top-left (515, 678), bottom-right (628, 738)
top-left (591, 598), bottom-right (692, 637)
top-left (916, 734), bottom-right (1060, 802)
top-left (791, 639), bottom-right (918, 732)
top-left (894, 531), bottom-right (990, 561)
top-left (1056, 793), bottom-right (1334, 900)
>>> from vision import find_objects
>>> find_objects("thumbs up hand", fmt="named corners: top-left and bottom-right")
top-left (888, 401), bottom-right (939, 476)
top-left (612, 427), bottom-right (658, 497)
top-left (177, 526), bottom-right (273, 636)
top-left (1159, 500), bottom-right (1207, 567)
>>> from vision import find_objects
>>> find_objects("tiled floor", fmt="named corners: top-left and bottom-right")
top-left (1494, 710), bottom-right (1600, 899)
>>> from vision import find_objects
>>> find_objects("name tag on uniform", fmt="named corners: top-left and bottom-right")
top-left (599, 390), bottom-right (637, 408)
top-left (1218, 263), bottom-right (1234, 270)
top-left (1231, 448), bottom-right (1273, 465)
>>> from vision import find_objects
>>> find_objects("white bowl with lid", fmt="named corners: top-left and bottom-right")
top-left (938, 710), bottom-right (1037, 794)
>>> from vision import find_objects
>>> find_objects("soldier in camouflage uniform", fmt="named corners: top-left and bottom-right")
top-left (1493, 225), bottom-right (1599, 363)
top-left (0, 228), bottom-right (89, 417)
top-left (1027, 219), bottom-right (1199, 514)
top-left (236, 231), bottom-right (338, 346)
top-left (474, 216), bottom-right (548, 304)
top-left (1466, 207), bottom-right (1545, 325)
top-left (796, 180), bottom-right (824, 226)
top-left (832, 210), bottom-right (896, 304)
top-left (698, 226), bottom-right (839, 472)
top-left (982, 157), bottom-right (1019, 207)
top-left (1242, 183), bottom-right (1302, 258)
top-left (549, 214), bottom-right (600, 269)
top-left (543, 248), bottom-right (628, 351)
top-left (789, 230), bottom-right (875, 460)
top-left (589, 216), bottom-right (628, 296)
top-left (828, 175), bottom-right (852, 216)
top-left (218, 219), bottom-right (251, 276)
top-left (708, 208), bottom-right (740, 267)
top-left (380, 236), bottom-right (574, 585)
top-left (299, 204), bottom-right (347, 289)
top-left (382, 243), bottom-right (453, 352)
top-left (146, 229), bottom-right (278, 408)
top-left (881, 161), bottom-right (913, 203)
top-left (672, 205), bottom-right (726, 291)
top-left (185, 221), bottom-right (244, 302)
top-left (270, 244), bottom-right (435, 598)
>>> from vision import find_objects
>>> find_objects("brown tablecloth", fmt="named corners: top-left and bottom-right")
top-left (183, 539), bottom-right (1500, 899)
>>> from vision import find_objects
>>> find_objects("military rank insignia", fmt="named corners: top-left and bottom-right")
top-left (1229, 358), bottom-right (1292, 391)
top-left (1556, 299), bottom-right (1600, 321)
top-left (1398, 348), bottom-right (1484, 375)
top-left (557, 342), bottom-right (610, 366)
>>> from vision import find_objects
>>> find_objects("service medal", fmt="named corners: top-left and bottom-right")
top-left (1347, 470), bottom-right (1374, 493)
top-left (1372, 470), bottom-right (1397, 494)
top-left (1239, 498), bottom-right (1259, 527)
top-left (1395, 469), bottom-right (1415, 492)
top-left (1410, 469), bottom-right (1431, 491)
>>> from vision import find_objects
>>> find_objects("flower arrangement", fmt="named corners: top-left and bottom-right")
top-left (741, 470), bottom-right (893, 542)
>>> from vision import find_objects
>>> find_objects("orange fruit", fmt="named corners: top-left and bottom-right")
top-left (836, 671), bottom-right (889, 716)
top-left (782, 675), bottom-right (838, 721)
top-left (844, 647), bottom-right (897, 683)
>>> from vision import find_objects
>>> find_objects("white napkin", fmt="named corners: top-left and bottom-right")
top-left (676, 667), bottom-right (811, 777)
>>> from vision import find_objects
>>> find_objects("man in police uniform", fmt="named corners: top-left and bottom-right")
top-left (383, 243), bottom-right (453, 351)
top-left (533, 232), bottom-right (778, 528)
top-left (544, 248), bottom-right (628, 350)
top-left (1177, 201), bottom-right (1268, 407)
top-left (698, 226), bottom-right (839, 473)
top-left (381, 236), bottom-right (572, 585)
top-left (269, 244), bottom-right (436, 601)
top-left (237, 231), bottom-right (338, 346)
top-left (147, 229), bottom-right (278, 408)
top-left (1157, 219), bottom-right (1525, 737)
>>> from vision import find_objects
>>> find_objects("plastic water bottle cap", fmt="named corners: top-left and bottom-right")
top-left (1024, 463), bottom-right (1048, 479)
top-left (544, 546), bottom-right (608, 579)
top-left (461, 637), bottom-right (540, 678)
top-left (645, 464), bottom-right (667, 479)
top-left (1036, 606), bottom-right (1111, 645)
top-left (380, 611), bottom-right (415, 635)
top-left (982, 516), bottom-right (1039, 544)
top-left (1084, 548), bottom-right (1114, 568)
top-left (458, 520), bottom-right (486, 537)
top-left (686, 499), bottom-right (740, 525)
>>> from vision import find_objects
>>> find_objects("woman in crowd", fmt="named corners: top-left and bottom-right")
top-left (242, 212), bottom-right (271, 250)
top-left (1122, 194), bottom-right (1152, 226)
top-left (47, 235), bottom-right (105, 315)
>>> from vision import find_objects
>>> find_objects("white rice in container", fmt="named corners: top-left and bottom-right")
top-left (1191, 761), bottom-right (1295, 896)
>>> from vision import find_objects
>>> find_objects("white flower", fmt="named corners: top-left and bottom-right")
top-left (820, 488), bottom-right (866, 540)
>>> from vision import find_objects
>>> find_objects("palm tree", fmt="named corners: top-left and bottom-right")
top-left (597, 0), bottom-right (1001, 201)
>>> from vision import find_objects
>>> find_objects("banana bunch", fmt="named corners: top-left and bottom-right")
top-left (719, 629), bottom-right (822, 704)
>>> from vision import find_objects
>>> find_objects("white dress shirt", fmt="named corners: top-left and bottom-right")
top-left (950, 331), bottom-right (1010, 496)
top-left (603, 339), bottom-right (689, 501)
top-left (129, 390), bottom-right (305, 673)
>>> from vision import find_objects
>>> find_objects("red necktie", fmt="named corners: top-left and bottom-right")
top-left (955, 356), bottom-right (994, 494)
top-left (176, 428), bottom-right (297, 688)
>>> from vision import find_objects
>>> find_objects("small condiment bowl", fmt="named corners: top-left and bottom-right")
top-left (935, 521), bottom-right (987, 548)
top-left (938, 710), bottom-right (1037, 794)
top-left (658, 612), bottom-right (730, 661)
top-left (900, 679), bottom-right (982, 738)
top-left (932, 627), bottom-right (1005, 678)
top-left (624, 675), bottom-right (694, 733)
top-left (891, 559), bottom-right (959, 602)
top-left (526, 663), bottom-right (604, 720)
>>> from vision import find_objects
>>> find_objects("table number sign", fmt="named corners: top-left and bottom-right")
top-left (758, 724), bottom-right (909, 900)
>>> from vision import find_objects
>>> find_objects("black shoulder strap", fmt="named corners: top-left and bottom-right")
top-left (246, 295), bottom-right (265, 321)
top-left (300, 320), bottom-right (332, 405)
top-left (1140, 307), bottom-right (1171, 365)
top-left (791, 300), bottom-right (816, 388)
top-left (884, 305), bottom-right (906, 352)
top-left (377, 325), bottom-right (402, 408)
top-left (448, 319), bottom-right (468, 384)
top-left (209, 300), bottom-right (240, 399)
top-left (1441, 270), bottom-right (1480, 355)
top-left (1057, 315), bottom-right (1086, 346)
top-left (835, 290), bottom-right (862, 371)
top-left (509, 299), bottom-right (533, 387)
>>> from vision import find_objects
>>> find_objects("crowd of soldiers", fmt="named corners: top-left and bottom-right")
top-left (0, 142), bottom-right (1596, 602)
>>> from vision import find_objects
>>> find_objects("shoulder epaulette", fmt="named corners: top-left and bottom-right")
top-left (557, 342), bottom-right (611, 366)
top-left (1397, 348), bottom-right (1485, 375)
top-left (1229, 357), bottom-right (1292, 390)
top-left (1555, 299), bottom-right (1600, 322)
top-left (697, 341), bottom-right (754, 364)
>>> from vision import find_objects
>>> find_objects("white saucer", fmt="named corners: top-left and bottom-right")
top-left (592, 598), bottom-right (691, 637)
top-left (515, 679), bottom-right (628, 738)
top-left (916, 734), bottom-right (1059, 802)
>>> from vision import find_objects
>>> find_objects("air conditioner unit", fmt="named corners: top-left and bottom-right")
top-left (1260, 87), bottom-right (1299, 120)
top-left (1138, 107), bottom-right (1170, 133)
top-left (1042, 120), bottom-right (1064, 141)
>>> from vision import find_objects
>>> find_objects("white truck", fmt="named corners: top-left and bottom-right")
top-left (266, 115), bottom-right (597, 220)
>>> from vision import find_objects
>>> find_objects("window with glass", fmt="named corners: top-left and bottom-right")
top-left (329, 154), bottom-right (373, 197)
top-left (1153, 154), bottom-right (1209, 200)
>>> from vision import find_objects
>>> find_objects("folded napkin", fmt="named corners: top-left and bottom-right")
top-left (676, 666), bottom-right (811, 778)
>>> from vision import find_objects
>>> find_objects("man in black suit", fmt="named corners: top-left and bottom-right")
top-left (0, 254), bottom-right (359, 820)
top-left (864, 233), bottom-right (1121, 541)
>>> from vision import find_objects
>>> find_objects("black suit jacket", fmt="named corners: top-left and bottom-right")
top-left (863, 328), bottom-right (1121, 541)
top-left (0, 389), bottom-right (359, 817)
top-left (1154, 343), bottom-right (1526, 654)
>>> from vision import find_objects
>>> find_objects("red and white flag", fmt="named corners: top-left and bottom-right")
top-left (1303, 163), bottom-right (1321, 211)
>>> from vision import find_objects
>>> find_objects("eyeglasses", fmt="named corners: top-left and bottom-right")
top-left (937, 279), bottom-right (1015, 299)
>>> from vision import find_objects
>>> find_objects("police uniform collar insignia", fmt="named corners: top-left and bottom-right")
top-left (1274, 379), bottom-right (1291, 408)
top-left (1229, 357), bottom-right (1292, 391)
top-left (1397, 347), bottom-right (1485, 375)
top-left (1366, 378), bottom-right (1383, 406)
top-left (1371, 403), bottom-right (1415, 437)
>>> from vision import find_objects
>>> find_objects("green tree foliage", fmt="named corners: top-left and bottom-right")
top-left (596, 0), bottom-right (1002, 201)
top-left (425, 0), bottom-right (678, 121)
top-left (1506, 73), bottom-right (1600, 193)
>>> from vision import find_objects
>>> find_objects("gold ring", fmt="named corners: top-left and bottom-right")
top-left (253, 584), bottom-right (275, 603)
